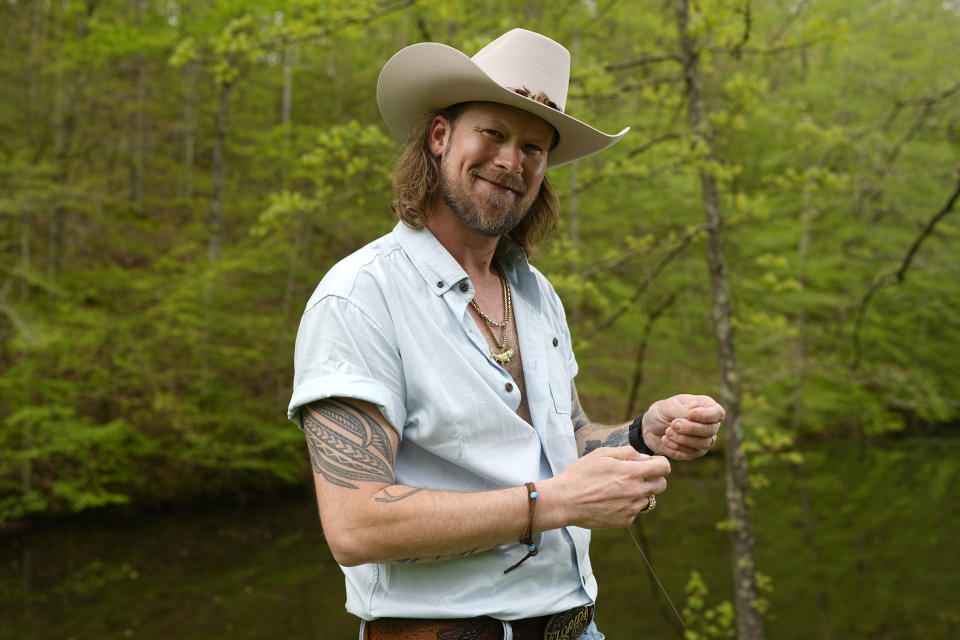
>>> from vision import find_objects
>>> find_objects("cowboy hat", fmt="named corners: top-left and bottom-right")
top-left (376, 28), bottom-right (629, 169)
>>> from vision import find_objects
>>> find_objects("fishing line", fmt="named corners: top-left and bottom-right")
top-left (627, 523), bottom-right (689, 634)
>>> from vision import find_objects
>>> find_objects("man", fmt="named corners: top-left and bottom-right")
top-left (288, 29), bottom-right (724, 640)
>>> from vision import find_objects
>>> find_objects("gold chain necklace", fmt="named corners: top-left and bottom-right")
top-left (470, 266), bottom-right (515, 364)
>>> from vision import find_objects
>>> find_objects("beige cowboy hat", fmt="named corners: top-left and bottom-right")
top-left (376, 28), bottom-right (629, 169)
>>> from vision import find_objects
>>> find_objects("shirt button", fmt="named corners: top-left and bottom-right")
top-left (459, 282), bottom-right (469, 292)
top-left (553, 337), bottom-right (559, 347)
top-left (436, 281), bottom-right (444, 288)
top-left (505, 382), bottom-right (514, 392)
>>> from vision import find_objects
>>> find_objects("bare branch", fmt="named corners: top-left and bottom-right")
top-left (851, 168), bottom-right (960, 369)
top-left (580, 223), bottom-right (687, 279)
top-left (856, 78), bottom-right (960, 215)
top-left (622, 292), bottom-right (678, 421)
top-left (709, 40), bottom-right (818, 57)
top-left (894, 78), bottom-right (960, 107)
top-left (279, 0), bottom-right (417, 48)
top-left (879, 78), bottom-right (960, 131)
top-left (583, 224), bottom-right (706, 339)
top-left (885, 102), bottom-right (934, 167)
top-left (627, 132), bottom-right (685, 158)
top-left (768, 0), bottom-right (813, 45)
top-left (568, 74), bottom-right (684, 100)
top-left (621, 75), bottom-right (686, 92)
top-left (604, 54), bottom-right (683, 72)
top-left (561, 133), bottom-right (685, 198)
top-left (730, 0), bottom-right (752, 59)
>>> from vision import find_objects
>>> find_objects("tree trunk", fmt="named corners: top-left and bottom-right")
top-left (280, 39), bottom-right (298, 317)
top-left (48, 48), bottom-right (67, 278)
top-left (209, 82), bottom-right (231, 263)
top-left (567, 34), bottom-right (581, 255)
top-left (178, 61), bottom-right (198, 203)
top-left (673, 2), bottom-right (765, 639)
top-left (281, 40), bottom-right (294, 182)
top-left (567, 33), bottom-right (583, 326)
top-left (129, 0), bottom-right (149, 207)
top-left (279, 44), bottom-right (303, 397)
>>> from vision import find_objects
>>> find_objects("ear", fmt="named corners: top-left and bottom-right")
top-left (428, 115), bottom-right (452, 157)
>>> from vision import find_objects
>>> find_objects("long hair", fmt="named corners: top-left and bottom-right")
top-left (389, 105), bottom-right (560, 255)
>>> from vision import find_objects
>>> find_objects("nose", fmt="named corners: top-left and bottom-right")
top-left (493, 141), bottom-right (523, 175)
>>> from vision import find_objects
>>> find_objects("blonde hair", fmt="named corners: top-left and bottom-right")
top-left (389, 104), bottom-right (559, 255)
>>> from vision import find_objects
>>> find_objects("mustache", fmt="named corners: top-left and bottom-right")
top-left (469, 168), bottom-right (527, 195)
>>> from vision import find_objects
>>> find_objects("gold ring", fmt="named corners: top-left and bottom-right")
top-left (639, 494), bottom-right (656, 514)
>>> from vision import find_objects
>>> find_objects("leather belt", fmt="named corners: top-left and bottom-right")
top-left (364, 605), bottom-right (594, 640)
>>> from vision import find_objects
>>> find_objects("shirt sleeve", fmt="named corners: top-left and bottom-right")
top-left (287, 294), bottom-right (407, 435)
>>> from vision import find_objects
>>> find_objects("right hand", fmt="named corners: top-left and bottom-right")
top-left (546, 446), bottom-right (670, 530)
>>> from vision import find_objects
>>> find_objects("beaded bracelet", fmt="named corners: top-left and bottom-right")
top-left (503, 482), bottom-right (539, 574)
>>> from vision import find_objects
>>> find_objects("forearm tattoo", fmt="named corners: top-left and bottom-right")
top-left (571, 381), bottom-right (590, 431)
top-left (302, 398), bottom-right (396, 489)
top-left (375, 487), bottom-right (423, 503)
top-left (571, 381), bottom-right (629, 455)
top-left (581, 428), bottom-right (629, 456)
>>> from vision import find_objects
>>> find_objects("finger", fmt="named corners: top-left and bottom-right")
top-left (685, 402), bottom-right (725, 424)
top-left (594, 446), bottom-right (650, 461)
top-left (668, 419), bottom-right (721, 439)
top-left (658, 434), bottom-right (712, 459)
top-left (644, 476), bottom-right (668, 496)
top-left (636, 455), bottom-right (671, 478)
top-left (664, 430), bottom-right (715, 451)
top-left (659, 441), bottom-right (707, 460)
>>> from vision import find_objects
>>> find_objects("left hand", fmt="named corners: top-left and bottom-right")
top-left (642, 394), bottom-right (724, 461)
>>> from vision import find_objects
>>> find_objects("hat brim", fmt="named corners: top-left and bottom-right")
top-left (377, 42), bottom-right (629, 169)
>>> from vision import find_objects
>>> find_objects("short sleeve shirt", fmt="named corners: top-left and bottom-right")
top-left (288, 222), bottom-right (597, 620)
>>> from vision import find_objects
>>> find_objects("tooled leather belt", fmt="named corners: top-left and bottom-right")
top-left (365, 604), bottom-right (594, 640)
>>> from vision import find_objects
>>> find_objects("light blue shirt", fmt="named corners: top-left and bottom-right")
top-left (288, 221), bottom-right (596, 621)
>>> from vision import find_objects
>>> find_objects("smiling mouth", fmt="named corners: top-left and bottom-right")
top-left (477, 177), bottom-right (519, 196)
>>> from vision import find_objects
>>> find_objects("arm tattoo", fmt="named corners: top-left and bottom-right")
top-left (582, 429), bottom-right (629, 456)
top-left (571, 381), bottom-right (590, 431)
top-left (570, 381), bottom-right (631, 456)
top-left (375, 487), bottom-right (423, 503)
top-left (302, 398), bottom-right (396, 489)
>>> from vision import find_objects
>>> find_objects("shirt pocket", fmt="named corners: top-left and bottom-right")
top-left (546, 336), bottom-right (573, 415)
top-left (548, 378), bottom-right (572, 415)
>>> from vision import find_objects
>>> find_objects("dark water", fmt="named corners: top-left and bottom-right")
top-left (2, 439), bottom-right (957, 640)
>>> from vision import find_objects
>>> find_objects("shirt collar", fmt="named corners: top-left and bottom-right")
top-left (393, 221), bottom-right (534, 295)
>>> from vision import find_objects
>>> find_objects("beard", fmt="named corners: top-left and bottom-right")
top-left (438, 156), bottom-right (537, 238)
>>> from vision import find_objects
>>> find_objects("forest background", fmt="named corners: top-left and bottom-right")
top-left (1, 0), bottom-right (958, 639)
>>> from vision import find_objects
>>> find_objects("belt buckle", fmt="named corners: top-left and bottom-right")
top-left (543, 606), bottom-right (591, 640)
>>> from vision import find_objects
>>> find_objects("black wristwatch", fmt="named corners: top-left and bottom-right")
top-left (628, 413), bottom-right (657, 456)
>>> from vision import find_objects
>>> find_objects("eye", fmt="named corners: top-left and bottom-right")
top-left (482, 129), bottom-right (505, 140)
top-left (524, 143), bottom-right (545, 154)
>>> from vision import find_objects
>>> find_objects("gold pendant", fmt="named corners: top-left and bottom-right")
top-left (491, 348), bottom-right (514, 364)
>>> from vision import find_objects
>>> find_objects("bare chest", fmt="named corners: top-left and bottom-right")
top-left (466, 303), bottom-right (532, 425)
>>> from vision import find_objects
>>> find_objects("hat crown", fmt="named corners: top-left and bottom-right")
top-left (470, 29), bottom-right (569, 113)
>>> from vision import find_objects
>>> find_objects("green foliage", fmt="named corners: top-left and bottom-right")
top-left (682, 570), bottom-right (736, 640)
top-left (0, 2), bottom-right (957, 612)
top-left (682, 566), bottom-right (773, 639)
